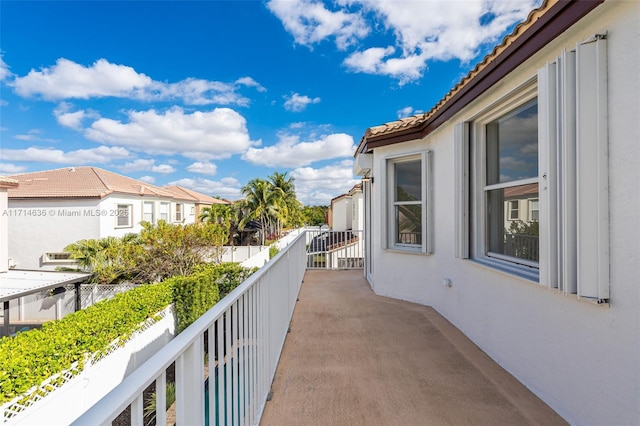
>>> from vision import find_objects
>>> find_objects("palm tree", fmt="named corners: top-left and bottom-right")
top-left (240, 178), bottom-right (277, 245)
top-left (268, 172), bottom-right (301, 237)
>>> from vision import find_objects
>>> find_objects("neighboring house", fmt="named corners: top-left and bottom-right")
top-left (6, 167), bottom-right (212, 270)
top-left (1, 176), bottom-right (90, 337)
top-left (318, 183), bottom-right (365, 269)
top-left (353, 1), bottom-right (639, 425)
top-left (163, 185), bottom-right (229, 223)
top-left (329, 183), bottom-right (363, 232)
top-left (0, 177), bottom-right (19, 273)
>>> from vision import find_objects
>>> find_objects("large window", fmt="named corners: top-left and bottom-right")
top-left (456, 35), bottom-right (609, 301)
top-left (484, 99), bottom-right (539, 267)
top-left (386, 152), bottom-right (432, 253)
top-left (175, 203), bottom-right (183, 222)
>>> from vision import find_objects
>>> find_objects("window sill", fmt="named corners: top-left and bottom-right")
top-left (384, 247), bottom-right (431, 256)
top-left (469, 256), bottom-right (539, 282)
top-left (467, 258), bottom-right (610, 308)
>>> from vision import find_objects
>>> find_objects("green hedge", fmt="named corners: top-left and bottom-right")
top-left (0, 263), bottom-right (256, 405)
top-left (0, 281), bottom-right (173, 404)
top-left (172, 263), bottom-right (258, 333)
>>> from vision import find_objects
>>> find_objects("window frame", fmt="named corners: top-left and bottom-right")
top-left (159, 202), bottom-right (170, 222)
top-left (469, 79), bottom-right (539, 279)
top-left (143, 201), bottom-right (155, 224)
top-left (174, 203), bottom-right (183, 222)
top-left (115, 204), bottom-right (133, 228)
top-left (385, 150), bottom-right (432, 254)
top-left (508, 200), bottom-right (520, 221)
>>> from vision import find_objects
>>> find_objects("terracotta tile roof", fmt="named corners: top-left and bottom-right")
top-left (360, 1), bottom-right (555, 143)
top-left (6, 166), bottom-right (191, 200)
top-left (0, 177), bottom-right (19, 189)
top-left (163, 185), bottom-right (229, 205)
top-left (504, 183), bottom-right (539, 198)
top-left (355, 0), bottom-right (605, 153)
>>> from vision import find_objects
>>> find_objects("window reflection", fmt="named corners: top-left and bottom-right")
top-left (487, 183), bottom-right (539, 262)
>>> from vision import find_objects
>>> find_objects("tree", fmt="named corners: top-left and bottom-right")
top-left (239, 178), bottom-right (278, 245)
top-left (64, 234), bottom-right (143, 284)
top-left (135, 220), bottom-right (229, 282)
top-left (302, 205), bottom-right (328, 226)
top-left (64, 221), bottom-right (229, 284)
top-left (268, 172), bottom-right (302, 237)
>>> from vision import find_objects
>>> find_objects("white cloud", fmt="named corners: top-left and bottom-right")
top-left (242, 132), bottom-right (355, 168)
top-left (118, 159), bottom-right (176, 174)
top-left (54, 102), bottom-right (100, 130)
top-left (13, 129), bottom-right (57, 143)
top-left (138, 175), bottom-right (156, 184)
top-left (168, 177), bottom-right (242, 201)
top-left (13, 58), bottom-right (152, 100)
top-left (291, 160), bottom-right (359, 205)
top-left (11, 58), bottom-right (264, 105)
top-left (0, 145), bottom-right (131, 164)
top-left (85, 107), bottom-right (258, 159)
top-left (396, 106), bottom-right (422, 119)
top-left (343, 46), bottom-right (396, 73)
top-left (284, 93), bottom-right (321, 112)
top-left (270, 0), bottom-right (540, 83)
top-left (187, 162), bottom-right (218, 175)
top-left (0, 56), bottom-right (13, 81)
top-left (266, 0), bottom-right (369, 50)
top-left (235, 76), bottom-right (266, 92)
top-left (0, 163), bottom-right (28, 174)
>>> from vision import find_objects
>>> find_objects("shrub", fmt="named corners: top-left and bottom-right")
top-left (170, 273), bottom-right (220, 334)
top-left (269, 245), bottom-right (280, 259)
top-left (0, 281), bottom-right (173, 404)
top-left (0, 262), bottom-right (257, 405)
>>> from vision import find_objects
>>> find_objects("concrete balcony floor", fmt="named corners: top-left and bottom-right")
top-left (261, 270), bottom-right (566, 426)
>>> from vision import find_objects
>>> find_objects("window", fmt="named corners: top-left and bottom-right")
top-left (386, 152), bottom-right (432, 253)
top-left (175, 203), bottom-right (183, 222)
top-left (528, 199), bottom-right (539, 222)
top-left (484, 99), bottom-right (539, 267)
top-left (116, 204), bottom-right (132, 227)
top-left (143, 201), bottom-right (155, 223)
top-left (508, 201), bottom-right (520, 220)
top-left (159, 202), bottom-right (170, 222)
top-left (456, 35), bottom-right (609, 301)
top-left (42, 252), bottom-right (74, 264)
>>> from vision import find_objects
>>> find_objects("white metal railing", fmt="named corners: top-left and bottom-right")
top-left (72, 232), bottom-right (307, 426)
top-left (305, 229), bottom-right (364, 269)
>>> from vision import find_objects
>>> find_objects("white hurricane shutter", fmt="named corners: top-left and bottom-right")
top-left (559, 50), bottom-right (578, 295)
top-left (538, 62), bottom-right (558, 289)
top-left (576, 36), bottom-right (609, 301)
top-left (454, 122), bottom-right (469, 259)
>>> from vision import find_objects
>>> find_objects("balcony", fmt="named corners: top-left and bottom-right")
top-left (67, 231), bottom-right (563, 425)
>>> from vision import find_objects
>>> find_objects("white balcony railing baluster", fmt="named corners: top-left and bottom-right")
top-left (72, 232), bottom-right (307, 426)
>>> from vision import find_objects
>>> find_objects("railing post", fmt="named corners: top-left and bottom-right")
top-left (175, 338), bottom-right (204, 426)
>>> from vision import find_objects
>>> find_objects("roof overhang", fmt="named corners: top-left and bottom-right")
top-left (0, 270), bottom-right (92, 303)
top-left (358, 0), bottom-right (605, 154)
top-left (353, 153), bottom-right (373, 176)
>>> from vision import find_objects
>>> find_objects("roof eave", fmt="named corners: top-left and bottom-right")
top-left (358, 0), bottom-right (604, 153)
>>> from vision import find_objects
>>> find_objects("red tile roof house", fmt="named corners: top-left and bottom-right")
top-left (6, 166), bottom-right (224, 271)
top-left (353, 0), bottom-right (639, 424)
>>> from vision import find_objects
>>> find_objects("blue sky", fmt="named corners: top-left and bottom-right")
top-left (0, 0), bottom-right (540, 205)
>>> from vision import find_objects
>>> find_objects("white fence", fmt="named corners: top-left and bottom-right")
top-left (305, 229), bottom-right (364, 269)
top-left (3, 306), bottom-right (175, 425)
top-left (72, 231), bottom-right (307, 425)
